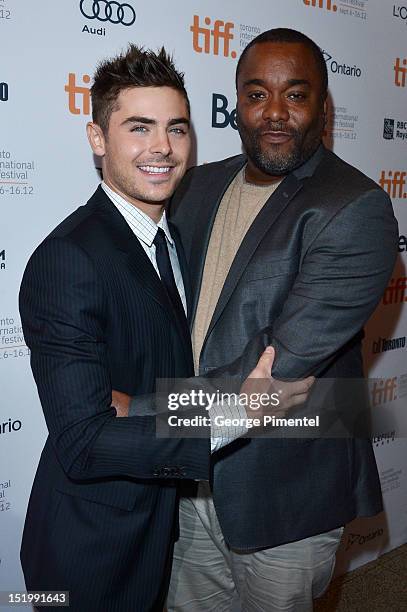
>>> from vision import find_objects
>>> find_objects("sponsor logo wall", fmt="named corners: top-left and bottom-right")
top-left (1, 0), bottom-right (406, 597)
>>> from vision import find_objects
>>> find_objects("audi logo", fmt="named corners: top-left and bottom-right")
top-left (80, 1), bottom-right (136, 26)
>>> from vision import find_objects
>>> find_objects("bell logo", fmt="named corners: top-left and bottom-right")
top-left (65, 73), bottom-right (91, 115)
top-left (0, 82), bottom-right (8, 102)
top-left (212, 94), bottom-right (237, 129)
top-left (394, 57), bottom-right (407, 87)
top-left (190, 15), bottom-right (236, 58)
top-left (303, 0), bottom-right (337, 11)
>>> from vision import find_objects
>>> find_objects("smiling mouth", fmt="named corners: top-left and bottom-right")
top-left (261, 131), bottom-right (292, 143)
top-left (138, 165), bottom-right (174, 175)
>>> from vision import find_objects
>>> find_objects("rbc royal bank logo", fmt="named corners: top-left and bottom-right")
top-left (65, 73), bottom-right (91, 115)
top-left (80, 1), bottom-right (136, 26)
top-left (190, 15), bottom-right (237, 59)
top-left (383, 117), bottom-right (407, 141)
top-left (383, 118), bottom-right (395, 139)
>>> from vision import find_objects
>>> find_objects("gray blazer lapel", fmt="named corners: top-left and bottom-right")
top-left (200, 145), bottom-right (327, 344)
top-left (202, 173), bottom-right (303, 344)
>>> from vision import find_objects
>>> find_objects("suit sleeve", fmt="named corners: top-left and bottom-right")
top-left (204, 188), bottom-right (398, 381)
top-left (19, 237), bottom-right (209, 481)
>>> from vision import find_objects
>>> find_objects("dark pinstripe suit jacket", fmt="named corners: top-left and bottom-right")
top-left (19, 186), bottom-right (210, 612)
top-left (170, 145), bottom-right (398, 550)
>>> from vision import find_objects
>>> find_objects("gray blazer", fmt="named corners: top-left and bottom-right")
top-left (170, 145), bottom-right (398, 550)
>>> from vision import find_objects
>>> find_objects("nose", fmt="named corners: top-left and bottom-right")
top-left (262, 95), bottom-right (289, 123)
top-left (149, 128), bottom-right (172, 157)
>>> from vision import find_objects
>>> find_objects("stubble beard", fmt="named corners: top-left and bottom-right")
top-left (237, 118), bottom-right (323, 177)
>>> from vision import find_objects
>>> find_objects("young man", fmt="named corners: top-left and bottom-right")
top-left (20, 44), bottom-right (310, 612)
top-left (167, 29), bottom-right (398, 611)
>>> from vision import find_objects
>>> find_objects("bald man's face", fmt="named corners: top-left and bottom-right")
top-left (236, 41), bottom-right (326, 184)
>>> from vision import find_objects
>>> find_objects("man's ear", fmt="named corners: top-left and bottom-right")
top-left (86, 122), bottom-right (106, 157)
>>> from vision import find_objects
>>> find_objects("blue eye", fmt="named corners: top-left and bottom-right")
top-left (170, 127), bottom-right (187, 135)
top-left (131, 125), bottom-right (148, 132)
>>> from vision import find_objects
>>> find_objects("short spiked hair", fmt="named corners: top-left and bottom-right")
top-left (91, 44), bottom-right (190, 133)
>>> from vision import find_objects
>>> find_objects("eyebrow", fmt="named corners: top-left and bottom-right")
top-left (242, 78), bottom-right (311, 88)
top-left (121, 115), bottom-right (190, 127)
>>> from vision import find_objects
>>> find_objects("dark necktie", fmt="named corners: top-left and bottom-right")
top-left (153, 227), bottom-right (189, 337)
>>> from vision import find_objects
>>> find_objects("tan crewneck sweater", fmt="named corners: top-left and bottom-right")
top-left (192, 168), bottom-right (281, 373)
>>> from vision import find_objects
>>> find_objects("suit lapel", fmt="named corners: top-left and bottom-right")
top-left (92, 186), bottom-right (188, 344)
top-left (197, 146), bottom-right (326, 346)
top-left (189, 158), bottom-right (246, 325)
top-left (92, 187), bottom-right (194, 362)
top-left (203, 173), bottom-right (303, 344)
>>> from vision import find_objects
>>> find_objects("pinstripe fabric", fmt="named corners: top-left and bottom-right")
top-left (19, 186), bottom-right (210, 611)
top-left (101, 181), bottom-right (187, 314)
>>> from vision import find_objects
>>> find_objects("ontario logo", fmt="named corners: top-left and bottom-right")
top-left (345, 528), bottom-right (384, 551)
top-left (190, 15), bottom-right (237, 58)
top-left (323, 51), bottom-right (362, 77)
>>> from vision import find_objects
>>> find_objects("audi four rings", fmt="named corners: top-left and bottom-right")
top-left (80, 0), bottom-right (136, 26)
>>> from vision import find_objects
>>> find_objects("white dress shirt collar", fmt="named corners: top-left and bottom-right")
top-left (101, 181), bottom-right (174, 246)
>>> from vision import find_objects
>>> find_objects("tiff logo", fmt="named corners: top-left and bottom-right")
top-left (379, 170), bottom-right (407, 198)
top-left (0, 249), bottom-right (5, 271)
top-left (65, 73), bottom-right (91, 115)
top-left (190, 15), bottom-right (236, 58)
top-left (371, 377), bottom-right (397, 406)
top-left (382, 277), bottom-right (407, 305)
top-left (394, 57), bottom-right (407, 87)
top-left (303, 0), bottom-right (338, 11)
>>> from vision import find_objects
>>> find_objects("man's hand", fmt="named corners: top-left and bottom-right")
top-left (240, 346), bottom-right (315, 417)
top-left (111, 390), bottom-right (131, 417)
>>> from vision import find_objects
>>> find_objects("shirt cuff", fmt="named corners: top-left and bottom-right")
top-left (209, 398), bottom-right (248, 453)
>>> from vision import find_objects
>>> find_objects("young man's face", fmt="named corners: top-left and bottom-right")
top-left (236, 42), bottom-right (326, 184)
top-left (88, 86), bottom-right (191, 213)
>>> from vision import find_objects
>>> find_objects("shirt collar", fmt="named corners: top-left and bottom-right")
top-left (101, 181), bottom-right (173, 247)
